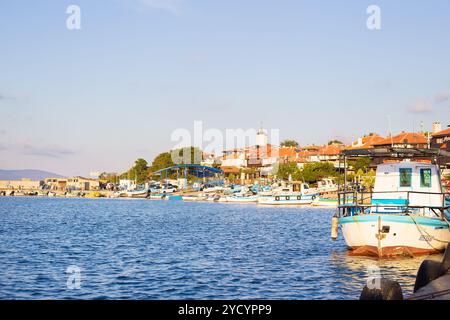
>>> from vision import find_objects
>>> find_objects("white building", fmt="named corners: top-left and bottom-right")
top-left (256, 128), bottom-right (268, 147)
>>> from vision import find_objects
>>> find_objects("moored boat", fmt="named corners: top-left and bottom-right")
top-left (316, 178), bottom-right (338, 194)
top-left (125, 189), bottom-right (149, 198)
top-left (226, 194), bottom-right (258, 203)
top-left (312, 195), bottom-right (354, 207)
top-left (333, 148), bottom-right (450, 258)
top-left (258, 193), bottom-right (316, 205)
top-left (312, 197), bottom-right (340, 207)
top-left (258, 182), bottom-right (318, 205)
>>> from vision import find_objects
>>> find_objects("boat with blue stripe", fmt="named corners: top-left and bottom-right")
top-left (332, 148), bottom-right (450, 258)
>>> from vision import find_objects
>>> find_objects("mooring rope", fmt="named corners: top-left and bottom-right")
top-left (406, 213), bottom-right (450, 248)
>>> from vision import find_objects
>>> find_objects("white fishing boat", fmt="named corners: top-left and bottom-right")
top-left (226, 194), bottom-right (258, 203)
top-left (149, 193), bottom-right (165, 200)
top-left (65, 192), bottom-right (79, 198)
top-left (225, 186), bottom-right (258, 203)
top-left (205, 193), bottom-right (222, 202)
top-left (258, 182), bottom-right (318, 205)
top-left (125, 189), bottom-right (149, 198)
top-left (333, 148), bottom-right (450, 258)
top-left (182, 195), bottom-right (200, 201)
top-left (316, 178), bottom-right (338, 194)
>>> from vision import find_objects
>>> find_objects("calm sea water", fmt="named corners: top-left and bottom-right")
top-left (0, 197), bottom-right (438, 300)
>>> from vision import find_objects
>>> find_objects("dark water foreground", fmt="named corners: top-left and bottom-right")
top-left (0, 197), bottom-right (436, 299)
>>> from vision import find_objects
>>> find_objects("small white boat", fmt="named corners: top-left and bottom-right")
top-left (225, 194), bottom-right (258, 203)
top-left (258, 182), bottom-right (318, 205)
top-left (109, 192), bottom-right (122, 198)
top-left (334, 148), bottom-right (450, 258)
top-left (316, 178), bottom-right (338, 194)
top-left (258, 193), bottom-right (316, 205)
top-left (149, 193), bottom-right (165, 200)
top-left (205, 193), bottom-right (222, 202)
top-left (312, 197), bottom-right (340, 207)
top-left (182, 195), bottom-right (200, 201)
top-left (125, 189), bottom-right (149, 198)
top-left (65, 192), bottom-right (79, 198)
top-left (312, 195), bottom-right (354, 207)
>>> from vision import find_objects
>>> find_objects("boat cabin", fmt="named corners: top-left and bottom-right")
top-left (371, 161), bottom-right (444, 213)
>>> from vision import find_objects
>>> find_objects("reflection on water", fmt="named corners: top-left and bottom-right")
top-left (328, 250), bottom-right (442, 298)
top-left (0, 197), bottom-right (439, 299)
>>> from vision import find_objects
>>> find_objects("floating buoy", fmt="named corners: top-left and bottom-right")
top-left (331, 216), bottom-right (339, 240)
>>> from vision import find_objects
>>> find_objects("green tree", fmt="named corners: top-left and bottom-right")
top-left (350, 157), bottom-right (372, 173)
top-left (328, 140), bottom-right (343, 145)
top-left (280, 139), bottom-right (299, 148)
top-left (299, 162), bottom-right (337, 183)
top-left (276, 162), bottom-right (299, 180)
top-left (151, 152), bottom-right (174, 173)
top-left (149, 147), bottom-right (204, 180)
top-left (125, 158), bottom-right (149, 184)
top-left (362, 169), bottom-right (376, 189)
top-left (99, 172), bottom-right (119, 184)
top-left (170, 146), bottom-right (203, 165)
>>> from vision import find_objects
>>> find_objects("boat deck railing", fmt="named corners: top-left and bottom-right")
top-left (337, 190), bottom-right (450, 219)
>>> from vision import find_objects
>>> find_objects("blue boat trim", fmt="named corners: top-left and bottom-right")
top-left (371, 198), bottom-right (409, 206)
top-left (339, 214), bottom-right (449, 228)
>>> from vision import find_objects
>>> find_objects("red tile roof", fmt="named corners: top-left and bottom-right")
top-left (278, 147), bottom-right (298, 158)
top-left (373, 132), bottom-right (427, 146)
top-left (348, 134), bottom-right (385, 149)
top-left (432, 128), bottom-right (450, 137)
top-left (317, 144), bottom-right (345, 155)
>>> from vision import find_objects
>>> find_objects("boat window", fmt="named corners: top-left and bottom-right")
top-left (420, 168), bottom-right (432, 188)
top-left (399, 168), bottom-right (412, 187)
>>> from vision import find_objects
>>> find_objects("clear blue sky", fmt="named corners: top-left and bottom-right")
top-left (0, 0), bottom-right (449, 176)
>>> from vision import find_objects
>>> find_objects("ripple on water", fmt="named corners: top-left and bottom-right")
top-left (0, 197), bottom-right (437, 299)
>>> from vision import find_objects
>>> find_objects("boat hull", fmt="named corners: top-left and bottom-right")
top-left (125, 190), bottom-right (149, 198)
top-left (339, 214), bottom-right (450, 257)
top-left (225, 196), bottom-right (258, 203)
top-left (312, 199), bottom-right (339, 207)
top-left (258, 194), bottom-right (315, 205)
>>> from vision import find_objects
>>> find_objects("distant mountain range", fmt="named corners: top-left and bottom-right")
top-left (0, 169), bottom-right (66, 180)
